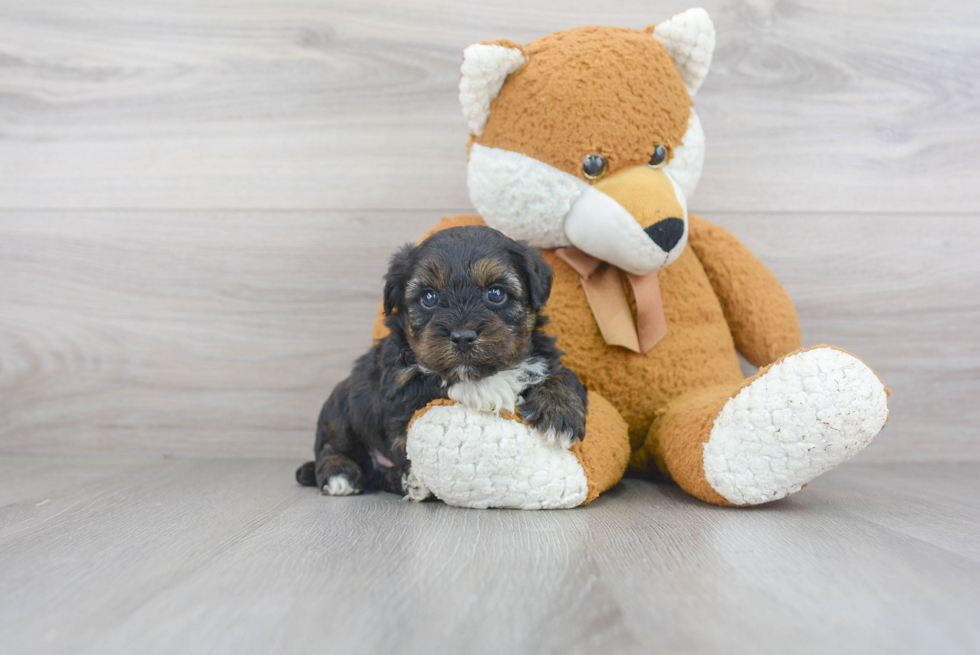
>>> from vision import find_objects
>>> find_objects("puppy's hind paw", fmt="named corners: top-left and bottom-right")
top-left (322, 475), bottom-right (360, 496)
top-left (401, 469), bottom-right (433, 502)
top-left (296, 461), bottom-right (316, 486)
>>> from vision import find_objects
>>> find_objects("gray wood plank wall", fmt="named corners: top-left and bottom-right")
top-left (1, 0), bottom-right (977, 460)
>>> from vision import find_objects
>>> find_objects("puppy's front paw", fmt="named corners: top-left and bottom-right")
top-left (519, 388), bottom-right (587, 449)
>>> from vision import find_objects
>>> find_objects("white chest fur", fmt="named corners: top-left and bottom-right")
top-left (446, 358), bottom-right (548, 414)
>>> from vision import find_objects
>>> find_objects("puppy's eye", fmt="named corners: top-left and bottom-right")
top-left (485, 287), bottom-right (507, 305)
top-left (582, 154), bottom-right (607, 180)
top-left (420, 290), bottom-right (439, 308)
top-left (648, 145), bottom-right (668, 168)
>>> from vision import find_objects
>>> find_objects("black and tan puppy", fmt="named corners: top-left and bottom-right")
top-left (296, 226), bottom-right (588, 497)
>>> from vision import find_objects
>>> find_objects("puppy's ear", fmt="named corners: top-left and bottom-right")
top-left (510, 241), bottom-right (553, 311)
top-left (383, 243), bottom-right (415, 315)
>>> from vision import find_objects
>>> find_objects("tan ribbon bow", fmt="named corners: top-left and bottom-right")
top-left (554, 248), bottom-right (667, 354)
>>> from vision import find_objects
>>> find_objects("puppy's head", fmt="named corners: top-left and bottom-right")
top-left (383, 226), bottom-right (552, 384)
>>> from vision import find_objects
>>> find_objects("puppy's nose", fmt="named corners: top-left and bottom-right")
top-left (450, 329), bottom-right (478, 351)
top-left (644, 218), bottom-right (685, 252)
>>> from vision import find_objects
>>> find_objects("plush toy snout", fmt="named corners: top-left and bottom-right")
top-left (565, 164), bottom-right (689, 275)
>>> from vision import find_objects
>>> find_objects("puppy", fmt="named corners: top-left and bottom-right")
top-left (295, 226), bottom-right (588, 497)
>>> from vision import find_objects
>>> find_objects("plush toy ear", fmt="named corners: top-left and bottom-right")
top-left (383, 244), bottom-right (415, 315)
top-left (650, 8), bottom-right (716, 97)
top-left (459, 42), bottom-right (526, 136)
top-left (509, 241), bottom-right (553, 312)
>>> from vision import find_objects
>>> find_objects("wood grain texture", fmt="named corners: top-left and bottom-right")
top-left (0, 0), bottom-right (977, 212)
top-left (1, 210), bottom-right (977, 460)
top-left (1, 1), bottom-right (978, 460)
top-left (1, 456), bottom-right (978, 655)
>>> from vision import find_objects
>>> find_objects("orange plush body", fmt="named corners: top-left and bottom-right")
top-left (378, 8), bottom-right (889, 508)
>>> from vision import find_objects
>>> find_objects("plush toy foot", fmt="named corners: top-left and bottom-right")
top-left (405, 393), bottom-right (629, 509)
top-left (705, 346), bottom-right (889, 505)
top-left (646, 346), bottom-right (889, 506)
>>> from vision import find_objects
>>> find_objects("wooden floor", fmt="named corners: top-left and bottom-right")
top-left (1, 456), bottom-right (978, 655)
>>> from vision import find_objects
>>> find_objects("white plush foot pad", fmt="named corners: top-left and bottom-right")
top-left (703, 347), bottom-right (889, 505)
top-left (321, 475), bottom-right (358, 496)
top-left (406, 404), bottom-right (588, 509)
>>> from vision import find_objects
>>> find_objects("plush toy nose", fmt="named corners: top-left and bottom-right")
top-left (644, 218), bottom-right (685, 252)
top-left (450, 329), bottom-right (478, 351)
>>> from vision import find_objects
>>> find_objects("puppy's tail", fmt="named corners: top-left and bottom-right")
top-left (295, 461), bottom-right (317, 487)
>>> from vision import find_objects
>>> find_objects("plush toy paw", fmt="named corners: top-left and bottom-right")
top-left (401, 468), bottom-right (433, 502)
top-left (702, 346), bottom-right (889, 505)
top-left (405, 393), bottom-right (629, 509)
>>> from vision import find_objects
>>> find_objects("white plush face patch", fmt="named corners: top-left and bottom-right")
top-left (663, 111), bottom-right (705, 202)
top-left (467, 112), bottom-right (704, 275)
top-left (467, 144), bottom-right (580, 250)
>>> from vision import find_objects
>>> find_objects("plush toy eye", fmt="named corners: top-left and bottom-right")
top-left (485, 287), bottom-right (507, 305)
top-left (582, 154), bottom-right (607, 180)
top-left (420, 290), bottom-right (439, 308)
top-left (648, 145), bottom-right (668, 168)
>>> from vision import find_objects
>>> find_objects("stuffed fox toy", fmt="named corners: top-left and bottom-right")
top-left (374, 8), bottom-right (890, 509)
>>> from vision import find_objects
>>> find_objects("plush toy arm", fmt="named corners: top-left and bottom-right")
top-left (372, 214), bottom-right (486, 341)
top-left (686, 214), bottom-right (801, 368)
top-left (407, 391), bottom-right (630, 509)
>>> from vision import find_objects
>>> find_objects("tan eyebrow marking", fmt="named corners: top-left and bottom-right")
top-left (406, 259), bottom-right (447, 297)
top-left (470, 258), bottom-right (505, 287)
top-left (471, 258), bottom-right (524, 297)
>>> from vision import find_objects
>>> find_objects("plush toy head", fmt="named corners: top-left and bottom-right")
top-left (460, 8), bottom-right (714, 276)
